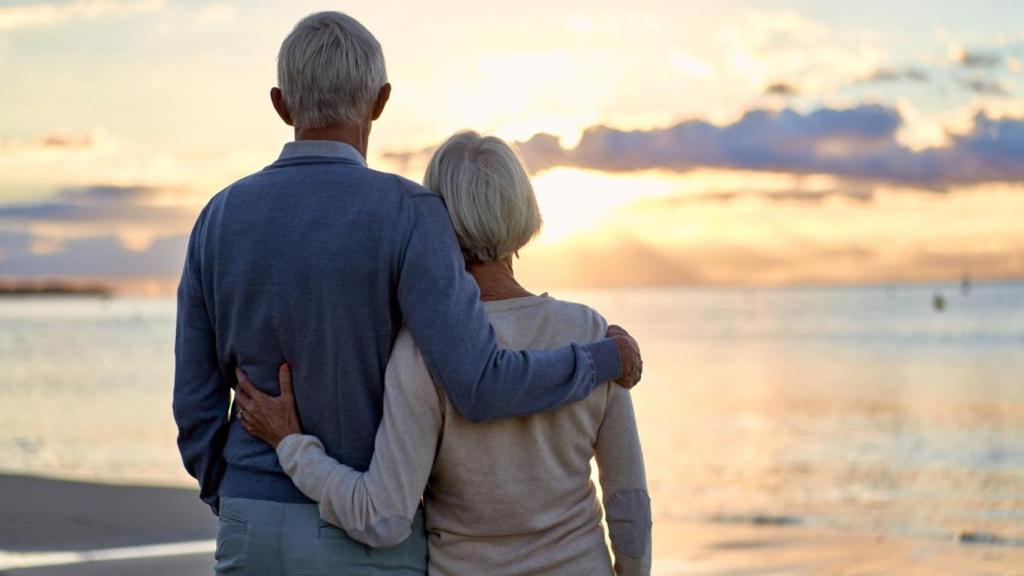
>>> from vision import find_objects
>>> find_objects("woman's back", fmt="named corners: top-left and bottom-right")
top-left (399, 294), bottom-right (647, 575)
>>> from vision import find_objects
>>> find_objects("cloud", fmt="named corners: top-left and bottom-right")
top-left (0, 184), bottom-right (194, 286)
top-left (0, 185), bottom-right (194, 227)
top-left (517, 231), bottom-right (1024, 288)
top-left (859, 67), bottom-right (930, 84)
top-left (661, 188), bottom-right (874, 205)
top-left (0, 0), bottom-right (163, 32)
top-left (0, 131), bottom-right (95, 152)
top-left (668, 48), bottom-right (713, 78)
top-left (715, 10), bottom-right (883, 100)
top-left (518, 104), bottom-right (901, 172)
top-left (764, 82), bottom-right (799, 96)
top-left (0, 229), bottom-right (185, 278)
top-left (501, 105), bottom-right (1024, 186)
top-left (949, 46), bottom-right (1002, 69)
top-left (959, 78), bottom-right (1011, 96)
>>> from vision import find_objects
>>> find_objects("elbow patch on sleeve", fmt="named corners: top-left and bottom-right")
top-left (345, 516), bottom-right (414, 549)
top-left (605, 489), bottom-right (652, 559)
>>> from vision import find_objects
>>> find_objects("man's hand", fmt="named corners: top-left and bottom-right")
top-left (234, 364), bottom-right (302, 448)
top-left (608, 325), bottom-right (642, 389)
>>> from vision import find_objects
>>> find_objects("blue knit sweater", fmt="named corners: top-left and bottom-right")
top-left (173, 141), bottom-right (621, 511)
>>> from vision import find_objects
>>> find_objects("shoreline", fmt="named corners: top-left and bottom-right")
top-left (2, 473), bottom-right (1023, 575)
top-left (3, 278), bottom-right (1019, 301)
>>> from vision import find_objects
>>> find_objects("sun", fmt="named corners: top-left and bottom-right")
top-left (529, 167), bottom-right (688, 246)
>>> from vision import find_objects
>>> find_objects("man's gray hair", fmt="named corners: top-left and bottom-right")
top-left (277, 11), bottom-right (388, 128)
top-left (424, 131), bottom-right (543, 264)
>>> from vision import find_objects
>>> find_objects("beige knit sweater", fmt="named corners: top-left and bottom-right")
top-left (276, 295), bottom-right (651, 575)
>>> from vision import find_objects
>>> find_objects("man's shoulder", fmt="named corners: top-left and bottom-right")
top-left (204, 164), bottom-right (433, 212)
top-left (388, 173), bottom-right (438, 201)
top-left (202, 171), bottom-right (259, 210)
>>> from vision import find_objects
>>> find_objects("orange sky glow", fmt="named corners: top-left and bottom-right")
top-left (1, 0), bottom-right (1023, 293)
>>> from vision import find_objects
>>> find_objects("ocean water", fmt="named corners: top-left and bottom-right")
top-left (0, 281), bottom-right (1022, 547)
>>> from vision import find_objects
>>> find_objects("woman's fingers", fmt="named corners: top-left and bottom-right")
top-left (235, 380), bottom-right (257, 407)
top-left (238, 365), bottom-right (294, 401)
top-left (236, 368), bottom-right (275, 403)
top-left (232, 363), bottom-right (301, 447)
top-left (234, 387), bottom-right (255, 412)
top-left (278, 363), bottom-right (294, 399)
top-left (240, 418), bottom-right (262, 439)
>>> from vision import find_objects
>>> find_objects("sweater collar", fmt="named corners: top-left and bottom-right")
top-left (278, 140), bottom-right (366, 166)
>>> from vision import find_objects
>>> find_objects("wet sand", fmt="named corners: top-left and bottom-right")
top-left (0, 474), bottom-right (215, 575)
top-left (3, 554), bottom-right (214, 576)
top-left (655, 520), bottom-right (1024, 575)
top-left (2, 473), bottom-right (1022, 575)
top-left (0, 474), bottom-right (216, 552)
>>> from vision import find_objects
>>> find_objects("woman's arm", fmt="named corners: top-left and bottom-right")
top-left (594, 384), bottom-right (652, 576)
top-left (235, 333), bottom-right (443, 547)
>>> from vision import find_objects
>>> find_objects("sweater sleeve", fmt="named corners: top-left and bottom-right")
top-left (172, 203), bottom-right (230, 514)
top-left (594, 384), bottom-right (652, 576)
top-left (396, 189), bottom-right (621, 422)
top-left (276, 331), bottom-right (442, 548)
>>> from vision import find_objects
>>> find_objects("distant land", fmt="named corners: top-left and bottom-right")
top-left (0, 279), bottom-right (113, 298)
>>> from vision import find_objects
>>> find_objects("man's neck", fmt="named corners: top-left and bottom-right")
top-left (294, 123), bottom-right (370, 159)
top-left (467, 259), bottom-right (533, 302)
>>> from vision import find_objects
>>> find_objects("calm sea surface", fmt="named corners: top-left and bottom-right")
top-left (1, 282), bottom-right (1022, 546)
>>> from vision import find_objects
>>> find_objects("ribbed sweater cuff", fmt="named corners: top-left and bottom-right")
top-left (586, 338), bottom-right (622, 384)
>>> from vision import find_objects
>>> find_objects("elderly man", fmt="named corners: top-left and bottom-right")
top-left (173, 11), bottom-right (642, 575)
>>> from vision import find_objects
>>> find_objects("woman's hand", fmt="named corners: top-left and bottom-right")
top-left (234, 363), bottom-right (302, 448)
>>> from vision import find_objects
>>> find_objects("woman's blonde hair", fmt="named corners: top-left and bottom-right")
top-left (424, 131), bottom-right (542, 263)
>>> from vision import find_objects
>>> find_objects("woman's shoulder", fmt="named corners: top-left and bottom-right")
top-left (537, 296), bottom-right (609, 342)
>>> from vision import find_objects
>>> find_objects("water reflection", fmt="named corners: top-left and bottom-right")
top-left (1, 282), bottom-right (1022, 543)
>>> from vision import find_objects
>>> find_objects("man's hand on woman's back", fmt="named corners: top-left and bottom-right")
top-left (608, 325), bottom-right (643, 389)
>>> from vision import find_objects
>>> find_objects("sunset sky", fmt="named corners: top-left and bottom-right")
top-left (1, 0), bottom-right (1023, 292)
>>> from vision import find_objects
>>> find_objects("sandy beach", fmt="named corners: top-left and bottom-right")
top-left (2, 472), bottom-right (1022, 576)
top-left (654, 519), bottom-right (1024, 575)
top-left (0, 474), bottom-right (215, 575)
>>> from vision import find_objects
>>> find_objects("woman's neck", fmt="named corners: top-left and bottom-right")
top-left (467, 258), bottom-right (533, 302)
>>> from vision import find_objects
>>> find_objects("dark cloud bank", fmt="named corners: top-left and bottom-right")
top-left (513, 105), bottom-right (1024, 186)
top-left (0, 185), bottom-right (192, 280)
top-left (0, 185), bottom-right (194, 225)
top-left (0, 230), bottom-right (187, 278)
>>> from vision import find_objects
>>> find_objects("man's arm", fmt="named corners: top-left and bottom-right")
top-left (172, 205), bottom-right (231, 513)
top-left (396, 189), bottom-right (632, 422)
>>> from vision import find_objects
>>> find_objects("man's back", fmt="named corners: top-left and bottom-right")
top-left (183, 142), bottom-right (419, 503)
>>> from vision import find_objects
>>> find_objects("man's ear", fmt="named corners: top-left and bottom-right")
top-left (371, 83), bottom-right (391, 121)
top-left (270, 87), bottom-right (294, 126)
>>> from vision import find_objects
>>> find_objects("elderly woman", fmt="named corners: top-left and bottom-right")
top-left (235, 132), bottom-right (651, 576)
